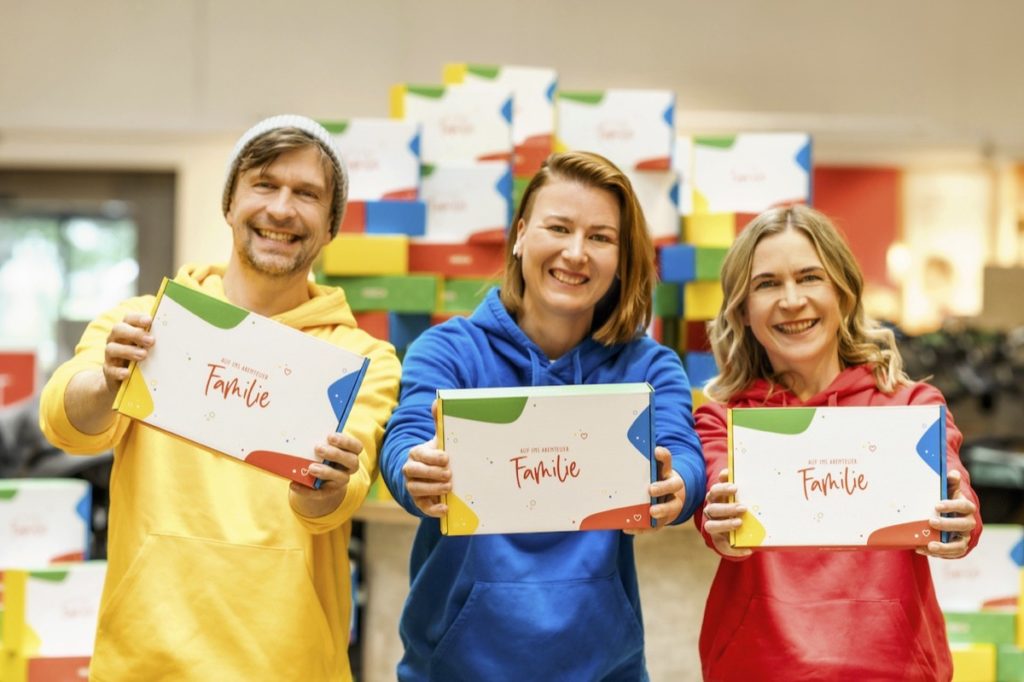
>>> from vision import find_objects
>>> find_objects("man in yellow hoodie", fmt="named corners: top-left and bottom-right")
top-left (39, 115), bottom-right (401, 681)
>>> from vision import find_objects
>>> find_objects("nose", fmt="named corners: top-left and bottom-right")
top-left (779, 281), bottom-right (806, 308)
top-left (266, 189), bottom-right (296, 222)
top-left (562, 233), bottom-right (587, 263)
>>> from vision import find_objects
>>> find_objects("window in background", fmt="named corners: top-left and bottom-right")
top-left (0, 212), bottom-right (139, 372)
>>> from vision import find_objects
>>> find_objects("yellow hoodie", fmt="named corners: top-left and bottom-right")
top-left (39, 264), bottom-right (401, 681)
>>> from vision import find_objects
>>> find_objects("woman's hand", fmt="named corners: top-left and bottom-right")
top-left (626, 446), bottom-right (683, 535)
top-left (402, 437), bottom-right (451, 518)
top-left (701, 469), bottom-right (753, 558)
top-left (916, 469), bottom-right (979, 559)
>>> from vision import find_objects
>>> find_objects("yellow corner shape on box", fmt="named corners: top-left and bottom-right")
top-left (950, 642), bottom-right (996, 682)
top-left (115, 366), bottom-right (155, 419)
top-left (442, 492), bottom-right (479, 536)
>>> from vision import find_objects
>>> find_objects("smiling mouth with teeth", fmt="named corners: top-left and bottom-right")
top-left (255, 228), bottom-right (299, 243)
top-left (551, 269), bottom-right (588, 285)
top-left (775, 319), bottom-right (819, 334)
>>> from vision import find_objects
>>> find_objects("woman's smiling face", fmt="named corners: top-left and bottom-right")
top-left (745, 226), bottom-right (842, 388)
top-left (516, 178), bottom-right (621, 332)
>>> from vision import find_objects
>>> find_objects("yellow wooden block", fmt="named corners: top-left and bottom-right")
top-left (683, 213), bottom-right (735, 247)
top-left (321, 234), bottom-right (409, 276)
top-left (950, 642), bottom-right (996, 682)
top-left (691, 388), bottom-right (708, 410)
top-left (684, 281), bottom-right (724, 321)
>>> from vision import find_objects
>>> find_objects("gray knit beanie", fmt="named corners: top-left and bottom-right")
top-left (222, 114), bottom-right (348, 236)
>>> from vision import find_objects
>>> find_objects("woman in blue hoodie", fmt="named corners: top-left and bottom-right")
top-left (381, 151), bottom-right (706, 681)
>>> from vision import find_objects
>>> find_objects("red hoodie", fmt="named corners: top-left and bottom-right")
top-left (694, 366), bottom-right (982, 682)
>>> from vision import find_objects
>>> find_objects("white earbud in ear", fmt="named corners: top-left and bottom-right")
top-left (512, 240), bottom-right (522, 258)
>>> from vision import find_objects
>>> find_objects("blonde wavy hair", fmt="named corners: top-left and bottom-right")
top-left (704, 205), bottom-right (909, 402)
top-left (500, 151), bottom-right (654, 345)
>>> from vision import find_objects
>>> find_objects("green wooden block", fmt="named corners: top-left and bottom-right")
top-left (695, 247), bottom-right (728, 281)
top-left (998, 644), bottom-right (1024, 681)
top-left (654, 283), bottom-right (683, 318)
top-left (442, 279), bottom-right (495, 313)
top-left (319, 274), bottom-right (438, 313)
top-left (945, 611), bottom-right (1016, 646)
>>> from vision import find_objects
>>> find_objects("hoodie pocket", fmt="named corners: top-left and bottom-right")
top-left (92, 534), bottom-right (336, 681)
top-left (708, 596), bottom-right (932, 681)
top-left (429, 575), bottom-right (644, 681)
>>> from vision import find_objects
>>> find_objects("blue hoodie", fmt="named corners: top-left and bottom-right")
top-left (381, 288), bottom-right (705, 681)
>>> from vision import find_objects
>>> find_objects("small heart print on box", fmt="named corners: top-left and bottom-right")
top-left (300, 467), bottom-right (310, 477)
top-left (633, 513), bottom-right (642, 522)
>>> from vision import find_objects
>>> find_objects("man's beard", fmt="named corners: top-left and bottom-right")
top-left (239, 219), bottom-right (311, 277)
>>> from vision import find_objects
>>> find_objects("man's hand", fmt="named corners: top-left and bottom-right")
top-left (102, 312), bottom-right (155, 395)
top-left (289, 432), bottom-right (363, 518)
top-left (65, 312), bottom-right (154, 435)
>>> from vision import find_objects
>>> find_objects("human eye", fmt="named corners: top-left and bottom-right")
top-left (799, 271), bottom-right (825, 283)
top-left (546, 224), bottom-right (569, 234)
top-left (752, 278), bottom-right (777, 290)
top-left (589, 232), bottom-right (615, 244)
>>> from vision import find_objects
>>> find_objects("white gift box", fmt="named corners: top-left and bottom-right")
top-left (2, 561), bottom-right (105, 656)
top-left (930, 524), bottom-right (1021, 611)
top-left (419, 161), bottom-right (512, 243)
top-left (114, 280), bottom-right (369, 488)
top-left (0, 479), bottom-right (90, 567)
top-left (323, 118), bottom-right (421, 201)
top-left (444, 63), bottom-right (557, 176)
top-left (556, 89), bottom-right (675, 171)
top-left (692, 133), bottom-right (812, 213)
top-left (729, 405), bottom-right (946, 548)
top-left (626, 168), bottom-right (680, 243)
top-left (391, 83), bottom-right (513, 164)
top-left (672, 135), bottom-right (694, 217)
top-left (438, 383), bottom-right (655, 535)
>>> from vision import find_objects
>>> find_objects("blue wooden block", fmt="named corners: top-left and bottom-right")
top-left (659, 243), bottom-right (696, 283)
top-left (388, 312), bottom-right (432, 350)
top-left (365, 200), bottom-right (427, 236)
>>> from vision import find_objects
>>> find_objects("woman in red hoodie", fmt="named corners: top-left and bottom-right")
top-left (695, 205), bottom-right (981, 681)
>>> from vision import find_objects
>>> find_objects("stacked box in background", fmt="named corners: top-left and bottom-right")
top-left (658, 133), bottom-right (812, 409)
top-left (931, 524), bottom-right (1023, 681)
top-left (443, 63), bottom-right (556, 178)
top-left (315, 63), bottom-right (815, 510)
top-left (0, 479), bottom-right (101, 681)
top-left (1, 562), bottom-right (106, 682)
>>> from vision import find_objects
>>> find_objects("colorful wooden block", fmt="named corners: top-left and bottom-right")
top-left (321, 234), bottom-right (409, 276)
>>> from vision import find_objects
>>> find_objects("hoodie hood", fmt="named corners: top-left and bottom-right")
top-left (174, 263), bottom-right (357, 332)
top-left (730, 365), bottom-right (881, 408)
top-left (468, 288), bottom-right (622, 386)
